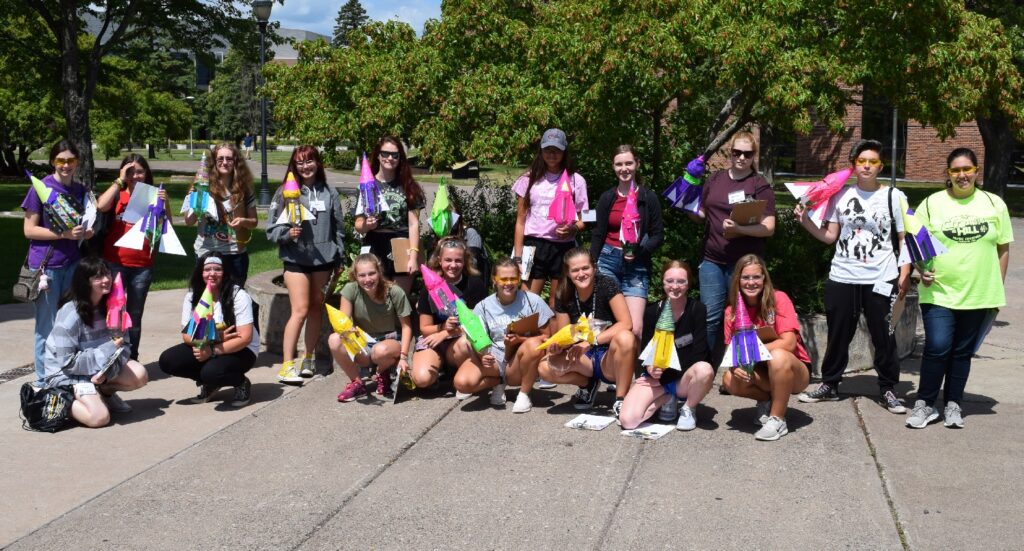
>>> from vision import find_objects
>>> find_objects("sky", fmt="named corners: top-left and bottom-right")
top-left (267, 0), bottom-right (442, 38)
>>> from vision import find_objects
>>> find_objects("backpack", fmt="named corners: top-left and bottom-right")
top-left (19, 383), bottom-right (74, 433)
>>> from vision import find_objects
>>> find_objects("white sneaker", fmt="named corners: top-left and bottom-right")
top-left (536, 378), bottom-right (557, 390)
top-left (490, 384), bottom-right (507, 406)
top-left (512, 392), bottom-right (532, 413)
top-left (676, 404), bottom-right (696, 431)
top-left (755, 416), bottom-right (788, 441)
top-left (455, 391), bottom-right (472, 401)
top-left (105, 392), bottom-right (132, 413)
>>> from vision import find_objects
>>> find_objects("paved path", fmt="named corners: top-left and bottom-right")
top-left (1, 219), bottom-right (1021, 549)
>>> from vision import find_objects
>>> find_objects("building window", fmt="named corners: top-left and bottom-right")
top-left (861, 87), bottom-right (907, 179)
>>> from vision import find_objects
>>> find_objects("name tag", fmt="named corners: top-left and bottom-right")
top-left (580, 209), bottom-right (596, 223)
top-left (359, 246), bottom-right (372, 254)
top-left (309, 199), bottom-right (326, 212)
top-left (727, 190), bottom-right (746, 205)
top-left (872, 281), bottom-right (894, 297)
top-left (675, 334), bottom-right (693, 347)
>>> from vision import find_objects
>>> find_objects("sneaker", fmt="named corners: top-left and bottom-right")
top-left (676, 404), bottom-right (697, 431)
top-left (755, 416), bottom-right (789, 441)
top-left (490, 383), bottom-right (507, 406)
top-left (512, 392), bottom-right (532, 413)
top-left (190, 384), bottom-right (220, 404)
top-left (880, 390), bottom-right (907, 414)
top-left (299, 355), bottom-right (315, 378)
top-left (798, 383), bottom-right (839, 403)
top-left (756, 400), bottom-right (771, 426)
top-left (611, 399), bottom-right (624, 419)
top-left (337, 379), bottom-right (367, 402)
top-left (455, 391), bottom-right (473, 401)
top-left (605, 384), bottom-right (617, 393)
top-left (276, 360), bottom-right (303, 383)
top-left (230, 377), bottom-right (251, 407)
top-left (104, 392), bottom-right (132, 413)
top-left (943, 401), bottom-right (964, 428)
top-left (375, 371), bottom-right (392, 396)
top-left (906, 400), bottom-right (939, 428)
top-left (573, 378), bottom-right (600, 410)
top-left (658, 394), bottom-right (679, 423)
top-left (536, 378), bottom-right (557, 390)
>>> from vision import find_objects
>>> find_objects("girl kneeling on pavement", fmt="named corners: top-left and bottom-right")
top-left (42, 256), bottom-right (149, 427)
top-left (721, 254), bottom-right (811, 441)
top-left (452, 258), bottom-right (553, 413)
top-left (410, 237), bottom-right (488, 391)
top-left (332, 253), bottom-right (414, 402)
top-left (159, 253), bottom-right (260, 407)
top-left (537, 248), bottom-right (636, 417)
top-left (618, 260), bottom-right (714, 431)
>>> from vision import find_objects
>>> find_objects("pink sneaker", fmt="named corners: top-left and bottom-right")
top-left (375, 371), bottom-right (392, 397)
top-left (337, 379), bottom-right (367, 402)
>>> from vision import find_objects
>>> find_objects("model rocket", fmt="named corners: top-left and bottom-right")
top-left (184, 152), bottom-right (218, 219)
top-left (325, 303), bottom-right (375, 360)
top-left (356, 153), bottom-right (389, 217)
top-left (663, 155), bottom-right (705, 214)
top-left (639, 301), bottom-right (680, 371)
top-left (26, 170), bottom-right (84, 234)
top-left (547, 170), bottom-right (576, 225)
top-left (105, 272), bottom-right (133, 336)
top-left (897, 197), bottom-right (948, 271)
top-left (456, 299), bottom-right (492, 353)
top-left (114, 184), bottom-right (186, 256)
top-left (537, 315), bottom-right (595, 351)
top-left (785, 167), bottom-right (855, 226)
top-left (420, 266), bottom-right (458, 317)
top-left (620, 182), bottom-right (640, 255)
top-left (185, 283), bottom-right (218, 348)
top-left (274, 171), bottom-right (314, 226)
top-left (721, 298), bottom-right (772, 374)
top-left (430, 176), bottom-right (454, 238)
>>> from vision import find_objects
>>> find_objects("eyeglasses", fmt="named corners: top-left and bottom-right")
top-left (947, 166), bottom-right (978, 177)
top-left (493, 276), bottom-right (520, 286)
top-left (740, 274), bottom-right (764, 282)
top-left (53, 157), bottom-right (78, 167)
top-left (379, 151), bottom-right (400, 160)
top-left (731, 149), bottom-right (755, 159)
top-left (855, 158), bottom-right (883, 167)
top-left (216, 156), bottom-right (235, 164)
top-left (295, 159), bottom-right (317, 167)
top-left (663, 278), bottom-right (688, 286)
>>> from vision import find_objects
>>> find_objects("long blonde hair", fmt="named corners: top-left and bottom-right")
top-left (349, 253), bottom-right (393, 302)
top-left (207, 143), bottom-right (255, 221)
top-left (726, 254), bottom-right (776, 325)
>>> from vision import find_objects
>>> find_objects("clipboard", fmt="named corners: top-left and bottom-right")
top-left (390, 238), bottom-right (413, 273)
top-left (507, 312), bottom-right (540, 336)
top-left (755, 325), bottom-right (779, 343)
top-left (726, 200), bottom-right (766, 238)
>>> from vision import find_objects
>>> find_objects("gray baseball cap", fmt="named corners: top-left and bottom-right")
top-left (540, 128), bottom-right (567, 150)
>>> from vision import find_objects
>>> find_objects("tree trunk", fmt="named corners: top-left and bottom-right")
top-left (58, 3), bottom-right (96, 187)
top-left (976, 113), bottom-right (1014, 197)
top-left (760, 123), bottom-right (777, 185)
top-left (651, 105), bottom-right (664, 185)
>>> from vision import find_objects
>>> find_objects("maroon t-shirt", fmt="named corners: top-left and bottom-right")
top-left (701, 169), bottom-right (775, 266)
top-left (604, 194), bottom-right (627, 248)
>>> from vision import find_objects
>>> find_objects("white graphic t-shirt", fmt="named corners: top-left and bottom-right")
top-left (825, 185), bottom-right (905, 284)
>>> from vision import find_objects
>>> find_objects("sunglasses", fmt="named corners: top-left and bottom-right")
top-left (379, 151), bottom-right (400, 160)
top-left (53, 157), bottom-right (78, 167)
top-left (947, 166), bottom-right (978, 177)
top-left (492, 276), bottom-right (520, 286)
top-left (731, 149), bottom-right (755, 159)
top-left (855, 158), bottom-right (883, 167)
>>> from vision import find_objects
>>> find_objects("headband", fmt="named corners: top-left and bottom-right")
top-left (204, 257), bottom-right (224, 267)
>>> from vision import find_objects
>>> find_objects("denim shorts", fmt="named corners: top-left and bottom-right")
top-left (596, 243), bottom-right (649, 298)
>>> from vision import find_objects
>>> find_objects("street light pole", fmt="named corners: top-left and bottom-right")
top-left (185, 95), bottom-right (195, 157)
top-left (254, 0), bottom-right (273, 207)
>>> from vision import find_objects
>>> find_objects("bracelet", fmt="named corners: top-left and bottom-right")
top-left (408, 247), bottom-right (419, 253)
top-left (114, 178), bottom-right (124, 190)
top-left (400, 353), bottom-right (408, 359)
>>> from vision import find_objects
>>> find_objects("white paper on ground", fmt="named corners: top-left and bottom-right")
top-left (565, 414), bottom-right (616, 431)
top-left (620, 422), bottom-right (674, 440)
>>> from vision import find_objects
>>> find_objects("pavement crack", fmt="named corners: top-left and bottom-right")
top-left (288, 399), bottom-right (461, 550)
top-left (594, 441), bottom-right (645, 550)
top-left (852, 397), bottom-right (911, 551)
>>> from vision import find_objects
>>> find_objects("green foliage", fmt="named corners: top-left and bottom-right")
top-left (445, 175), bottom-right (520, 260)
top-left (333, 0), bottom-right (370, 48)
top-left (203, 48), bottom-right (265, 142)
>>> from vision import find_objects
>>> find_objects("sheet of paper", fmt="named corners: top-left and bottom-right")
top-left (620, 423), bottom-right (674, 440)
top-left (519, 245), bottom-right (536, 281)
top-left (120, 183), bottom-right (158, 224)
top-left (565, 414), bottom-right (616, 431)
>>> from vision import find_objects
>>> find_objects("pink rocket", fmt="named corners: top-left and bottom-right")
top-left (358, 152), bottom-right (381, 216)
top-left (619, 183), bottom-right (640, 246)
top-left (547, 170), bottom-right (576, 225)
top-left (106, 272), bottom-right (133, 334)
top-left (420, 266), bottom-right (458, 316)
top-left (802, 167), bottom-right (854, 208)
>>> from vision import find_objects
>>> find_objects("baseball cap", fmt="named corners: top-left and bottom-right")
top-left (540, 128), bottom-right (567, 150)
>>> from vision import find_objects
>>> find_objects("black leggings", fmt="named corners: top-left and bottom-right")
top-left (159, 343), bottom-right (256, 387)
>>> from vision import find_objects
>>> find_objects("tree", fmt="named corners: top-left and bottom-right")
top-left (333, 0), bottom-right (369, 47)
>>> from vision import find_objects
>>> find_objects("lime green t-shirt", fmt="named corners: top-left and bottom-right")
top-left (916, 189), bottom-right (1013, 309)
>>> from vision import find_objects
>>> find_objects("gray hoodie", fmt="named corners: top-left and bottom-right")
top-left (266, 181), bottom-right (345, 267)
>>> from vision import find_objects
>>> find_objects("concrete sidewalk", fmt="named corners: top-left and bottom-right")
top-left (1, 221), bottom-right (1021, 549)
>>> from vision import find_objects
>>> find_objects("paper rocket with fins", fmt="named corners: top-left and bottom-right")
top-left (784, 167), bottom-right (854, 226)
top-left (325, 303), bottom-right (375, 360)
top-left (663, 155), bottom-right (705, 214)
top-left (420, 266), bottom-right (459, 317)
top-left (619, 182), bottom-right (641, 248)
top-left (115, 184), bottom-right (186, 256)
top-left (456, 299), bottom-right (492, 353)
top-left (639, 301), bottom-right (681, 371)
top-left (547, 170), bottom-right (577, 225)
top-left (26, 170), bottom-right (84, 234)
top-left (897, 196), bottom-right (948, 271)
top-left (536, 315), bottom-right (595, 351)
top-left (721, 298), bottom-right (772, 374)
top-left (185, 282), bottom-right (218, 347)
top-left (275, 171), bottom-right (314, 226)
top-left (105, 272), bottom-right (133, 336)
top-left (182, 153), bottom-right (218, 219)
top-left (430, 176), bottom-right (455, 238)
top-left (355, 153), bottom-right (389, 217)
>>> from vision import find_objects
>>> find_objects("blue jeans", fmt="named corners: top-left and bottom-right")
top-left (918, 304), bottom-right (995, 405)
top-left (596, 244), bottom-right (649, 298)
top-left (699, 259), bottom-right (734, 357)
top-left (108, 263), bottom-right (154, 361)
top-left (33, 261), bottom-right (79, 382)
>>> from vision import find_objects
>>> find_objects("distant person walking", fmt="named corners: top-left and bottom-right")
top-left (243, 132), bottom-right (254, 160)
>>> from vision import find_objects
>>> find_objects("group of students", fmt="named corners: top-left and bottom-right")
top-left (22, 129), bottom-right (1011, 438)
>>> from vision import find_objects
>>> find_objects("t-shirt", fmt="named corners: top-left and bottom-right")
top-left (555, 272), bottom-right (622, 323)
top-left (340, 282), bottom-right (412, 337)
top-left (512, 171), bottom-right (590, 242)
top-left (915, 190), bottom-right (1014, 309)
top-left (416, 274), bottom-right (488, 323)
top-left (473, 290), bottom-right (554, 367)
top-left (604, 194), bottom-right (627, 248)
top-left (20, 174), bottom-right (88, 269)
top-left (353, 178), bottom-right (425, 234)
top-left (193, 192), bottom-right (257, 255)
top-left (102, 189), bottom-right (157, 269)
top-left (723, 290), bottom-right (810, 364)
top-left (825, 185), bottom-right (905, 284)
top-left (180, 286), bottom-right (260, 356)
top-left (701, 170), bottom-right (776, 265)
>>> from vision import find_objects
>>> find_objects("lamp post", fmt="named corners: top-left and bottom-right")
top-left (185, 95), bottom-right (195, 157)
top-left (254, 0), bottom-right (273, 207)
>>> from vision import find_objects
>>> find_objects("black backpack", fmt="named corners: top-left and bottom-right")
top-left (19, 383), bottom-right (74, 433)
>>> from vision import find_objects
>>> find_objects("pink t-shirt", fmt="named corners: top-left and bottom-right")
top-left (723, 290), bottom-right (810, 364)
top-left (512, 171), bottom-right (589, 242)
